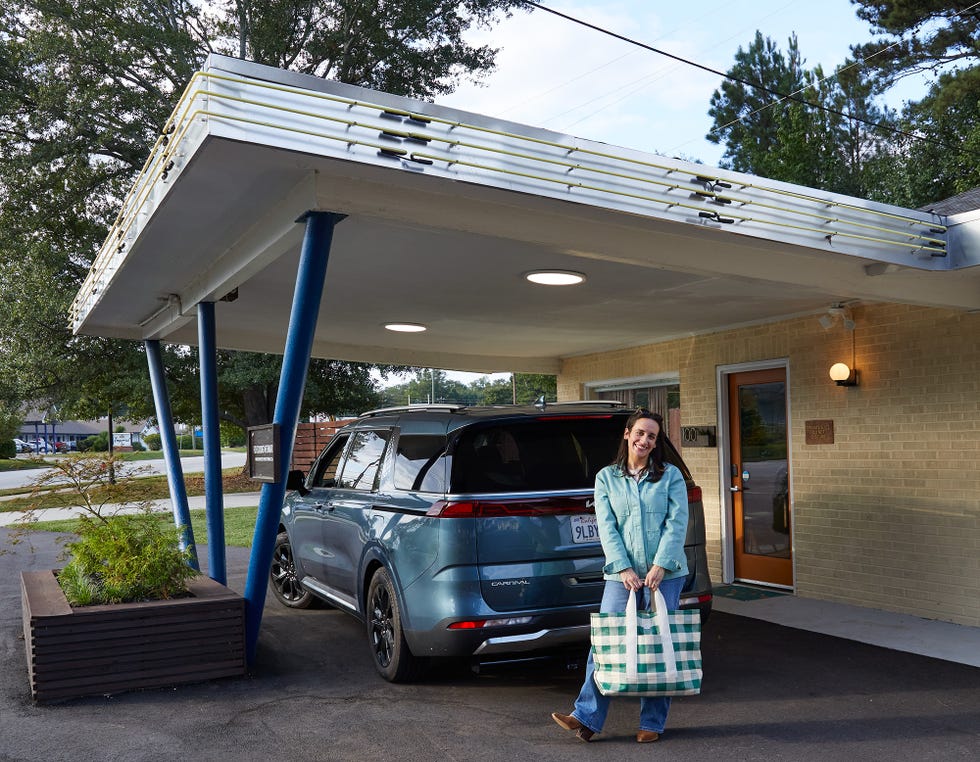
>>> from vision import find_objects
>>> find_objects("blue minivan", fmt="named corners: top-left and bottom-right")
top-left (272, 402), bottom-right (712, 681)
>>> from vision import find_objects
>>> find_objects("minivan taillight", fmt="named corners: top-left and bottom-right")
top-left (426, 497), bottom-right (594, 518)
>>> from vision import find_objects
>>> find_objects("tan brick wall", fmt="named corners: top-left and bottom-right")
top-left (560, 304), bottom-right (980, 627)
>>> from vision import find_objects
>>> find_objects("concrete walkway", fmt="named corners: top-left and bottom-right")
top-left (713, 589), bottom-right (980, 669)
top-left (0, 492), bottom-right (262, 527)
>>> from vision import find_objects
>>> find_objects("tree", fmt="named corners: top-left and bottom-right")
top-left (221, 0), bottom-right (518, 99)
top-left (849, 1), bottom-right (980, 92)
top-left (706, 32), bottom-right (810, 176)
top-left (848, 0), bottom-right (980, 205)
top-left (216, 352), bottom-right (392, 430)
top-left (706, 32), bottom-right (896, 197)
top-left (379, 371), bottom-right (556, 407)
top-left (0, 0), bottom-right (526, 431)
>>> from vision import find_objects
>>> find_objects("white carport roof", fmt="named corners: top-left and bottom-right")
top-left (71, 56), bottom-right (980, 374)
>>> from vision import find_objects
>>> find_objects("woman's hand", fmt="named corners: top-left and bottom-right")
top-left (619, 568), bottom-right (644, 591)
top-left (644, 565), bottom-right (665, 590)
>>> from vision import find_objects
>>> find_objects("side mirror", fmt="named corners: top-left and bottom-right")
top-left (285, 469), bottom-right (309, 496)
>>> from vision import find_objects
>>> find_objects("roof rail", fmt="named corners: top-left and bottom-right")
top-left (359, 403), bottom-right (466, 417)
top-left (546, 400), bottom-right (626, 407)
top-left (534, 397), bottom-right (626, 410)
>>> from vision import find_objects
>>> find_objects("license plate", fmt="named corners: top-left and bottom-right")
top-left (570, 514), bottom-right (600, 544)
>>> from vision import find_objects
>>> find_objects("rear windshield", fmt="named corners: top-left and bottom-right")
top-left (450, 416), bottom-right (628, 493)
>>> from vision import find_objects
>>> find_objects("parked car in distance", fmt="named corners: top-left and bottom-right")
top-left (12, 438), bottom-right (33, 453)
top-left (271, 402), bottom-right (713, 682)
top-left (28, 439), bottom-right (54, 453)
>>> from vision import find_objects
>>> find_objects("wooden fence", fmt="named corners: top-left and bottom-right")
top-left (289, 420), bottom-right (353, 473)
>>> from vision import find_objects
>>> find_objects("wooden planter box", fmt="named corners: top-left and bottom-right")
top-left (21, 570), bottom-right (247, 703)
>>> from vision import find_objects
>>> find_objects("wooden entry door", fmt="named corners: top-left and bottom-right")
top-left (727, 368), bottom-right (792, 587)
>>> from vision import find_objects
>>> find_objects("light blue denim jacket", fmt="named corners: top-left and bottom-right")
top-left (594, 463), bottom-right (689, 582)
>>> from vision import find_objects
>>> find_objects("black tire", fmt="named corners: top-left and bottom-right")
top-left (366, 568), bottom-right (424, 682)
top-left (270, 531), bottom-right (314, 609)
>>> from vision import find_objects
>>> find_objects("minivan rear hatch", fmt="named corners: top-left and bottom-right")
top-left (438, 414), bottom-right (628, 612)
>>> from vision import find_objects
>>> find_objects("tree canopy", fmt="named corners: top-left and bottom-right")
top-left (706, 31), bottom-right (895, 198)
top-left (379, 371), bottom-right (556, 407)
top-left (0, 0), bottom-right (525, 431)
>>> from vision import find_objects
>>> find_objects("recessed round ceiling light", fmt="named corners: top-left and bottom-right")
top-left (524, 270), bottom-right (586, 286)
top-left (384, 322), bottom-right (427, 333)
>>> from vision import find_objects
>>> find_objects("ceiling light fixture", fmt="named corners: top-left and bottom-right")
top-left (524, 270), bottom-right (586, 286)
top-left (384, 322), bottom-right (427, 333)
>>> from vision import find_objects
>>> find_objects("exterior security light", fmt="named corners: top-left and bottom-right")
top-left (524, 270), bottom-right (586, 286)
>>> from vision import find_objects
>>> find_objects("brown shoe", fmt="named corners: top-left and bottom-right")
top-left (551, 712), bottom-right (595, 742)
top-left (636, 730), bottom-right (660, 743)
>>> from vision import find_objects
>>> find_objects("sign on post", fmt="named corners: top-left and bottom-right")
top-left (247, 424), bottom-right (281, 483)
top-left (112, 432), bottom-right (133, 451)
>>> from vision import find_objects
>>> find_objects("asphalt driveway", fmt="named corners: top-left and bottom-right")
top-left (1, 528), bottom-right (977, 762)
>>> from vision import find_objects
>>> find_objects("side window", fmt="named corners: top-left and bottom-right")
top-left (392, 434), bottom-right (448, 492)
top-left (337, 430), bottom-right (390, 491)
top-left (311, 434), bottom-right (350, 488)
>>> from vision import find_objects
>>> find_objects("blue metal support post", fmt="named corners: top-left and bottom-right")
top-left (145, 339), bottom-right (199, 569)
top-left (244, 211), bottom-right (342, 663)
top-left (198, 301), bottom-right (226, 583)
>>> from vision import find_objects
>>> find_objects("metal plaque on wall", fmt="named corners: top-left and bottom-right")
top-left (805, 419), bottom-right (835, 445)
top-left (680, 425), bottom-right (717, 448)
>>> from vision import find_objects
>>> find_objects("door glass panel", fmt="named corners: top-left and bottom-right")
top-left (738, 381), bottom-right (790, 558)
top-left (337, 430), bottom-right (389, 490)
top-left (311, 434), bottom-right (349, 487)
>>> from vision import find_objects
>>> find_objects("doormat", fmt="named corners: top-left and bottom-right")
top-left (713, 584), bottom-right (787, 602)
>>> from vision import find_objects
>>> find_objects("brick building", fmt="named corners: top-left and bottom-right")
top-left (69, 56), bottom-right (980, 635)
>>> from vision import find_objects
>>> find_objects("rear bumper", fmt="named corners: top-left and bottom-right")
top-left (473, 624), bottom-right (590, 656)
top-left (405, 590), bottom-right (712, 659)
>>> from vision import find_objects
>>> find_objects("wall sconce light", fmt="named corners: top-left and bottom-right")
top-left (829, 362), bottom-right (859, 386)
top-left (829, 314), bottom-right (859, 386)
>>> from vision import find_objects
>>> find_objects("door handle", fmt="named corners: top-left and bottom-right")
top-left (730, 486), bottom-right (741, 493)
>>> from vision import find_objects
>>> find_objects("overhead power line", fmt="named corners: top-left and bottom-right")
top-left (524, 1), bottom-right (951, 149)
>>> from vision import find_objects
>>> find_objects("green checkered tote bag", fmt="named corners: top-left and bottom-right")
top-left (591, 588), bottom-right (702, 696)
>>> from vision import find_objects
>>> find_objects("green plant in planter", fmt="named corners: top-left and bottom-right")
top-left (58, 512), bottom-right (196, 605)
top-left (10, 453), bottom-right (197, 605)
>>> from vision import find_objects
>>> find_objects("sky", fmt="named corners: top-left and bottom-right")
top-left (392, 0), bottom-right (935, 387)
top-left (441, 0), bottom-right (932, 168)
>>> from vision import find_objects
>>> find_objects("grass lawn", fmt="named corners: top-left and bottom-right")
top-left (0, 458), bottom-right (53, 473)
top-left (23, 505), bottom-right (259, 547)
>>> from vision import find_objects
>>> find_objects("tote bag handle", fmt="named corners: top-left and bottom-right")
top-left (624, 588), bottom-right (679, 682)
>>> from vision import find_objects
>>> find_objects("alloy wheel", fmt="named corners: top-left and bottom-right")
top-left (369, 583), bottom-right (396, 668)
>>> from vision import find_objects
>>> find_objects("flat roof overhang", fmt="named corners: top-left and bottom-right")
top-left (71, 56), bottom-right (980, 374)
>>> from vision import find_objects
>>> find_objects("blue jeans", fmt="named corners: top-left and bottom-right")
top-left (571, 576), bottom-right (685, 734)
